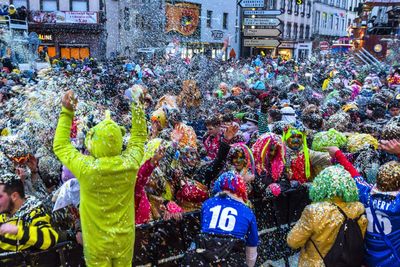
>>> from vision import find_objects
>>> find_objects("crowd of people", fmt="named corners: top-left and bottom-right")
top-left (0, 45), bottom-right (400, 266)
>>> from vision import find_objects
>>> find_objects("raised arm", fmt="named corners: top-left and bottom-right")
top-left (53, 90), bottom-right (91, 180)
top-left (122, 102), bottom-right (148, 172)
top-left (326, 147), bottom-right (360, 178)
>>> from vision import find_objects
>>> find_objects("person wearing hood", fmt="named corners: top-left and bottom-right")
top-left (287, 164), bottom-right (367, 267)
top-left (53, 90), bottom-right (147, 267)
top-left (0, 172), bottom-right (59, 251)
top-left (328, 145), bottom-right (400, 267)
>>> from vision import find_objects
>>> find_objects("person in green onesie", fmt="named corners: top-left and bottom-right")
top-left (53, 90), bottom-right (147, 267)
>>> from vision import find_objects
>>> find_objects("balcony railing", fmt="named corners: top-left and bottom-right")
top-left (0, 15), bottom-right (28, 30)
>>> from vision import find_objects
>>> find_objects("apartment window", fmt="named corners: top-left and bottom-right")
top-left (124, 7), bottom-right (130, 31)
top-left (223, 13), bottom-right (228, 29)
top-left (348, 18), bottom-right (351, 27)
top-left (315, 11), bottom-right (320, 30)
top-left (305, 25), bottom-right (310, 38)
top-left (268, 0), bottom-right (277, 9)
top-left (207, 10), bottom-right (212, 28)
top-left (287, 0), bottom-right (293, 13)
top-left (280, 23), bottom-right (285, 35)
top-left (336, 0), bottom-right (340, 6)
top-left (306, 1), bottom-right (311, 17)
top-left (322, 12), bottom-right (327, 28)
top-left (299, 24), bottom-right (304, 39)
top-left (71, 0), bottom-right (88, 11)
top-left (294, 2), bottom-right (299, 15)
top-left (335, 17), bottom-right (339, 29)
top-left (12, 0), bottom-right (28, 8)
top-left (41, 0), bottom-right (58, 11)
top-left (286, 22), bottom-right (292, 38)
top-left (330, 14), bottom-right (334, 28)
top-left (293, 23), bottom-right (298, 39)
top-left (280, 0), bottom-right (286, 12)
top-left (342, 18), bottom-right (345, 30)
top-left (301, 1), bottom-right (305, 16)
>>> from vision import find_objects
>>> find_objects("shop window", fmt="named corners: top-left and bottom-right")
top-left (38, 45), bottom-right (56, 58)
top-left (71, 0), bottom-right (88, 11)
top-left (41, 0), bottom-right (58, 11)
top-left (60, 47), bottom-right (90, 60)
top-left (12, 0), bottom-right (28, 8)
top-left (207, 10), bottom-right (212, 28)
top-left (223, 13), bottom-right (228, 29)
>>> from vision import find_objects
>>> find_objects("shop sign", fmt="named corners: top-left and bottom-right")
top-left (244, 39), bottom-right (281, 47)
top-left (238, 0), bottom-right (265, 8)
top-left (38, 34), bottom-right (52, 41)
top-left (211, 30), bottom-right (224, 40)
top-left (279, 42), bottom-right (295, 48)
top-left (243, 18), bottom-right (281, 26)
top-left (30, 11), bottom-right (98, 24)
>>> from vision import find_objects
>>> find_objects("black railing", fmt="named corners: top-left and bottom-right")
top-left (0, 187), bottom-right (310, 267)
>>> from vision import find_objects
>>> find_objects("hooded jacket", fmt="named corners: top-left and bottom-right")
top-left (53, 104), bottom-right (147, 263)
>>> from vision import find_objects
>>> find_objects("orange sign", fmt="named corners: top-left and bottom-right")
top-left (165, 2), bottom-right (200, 36)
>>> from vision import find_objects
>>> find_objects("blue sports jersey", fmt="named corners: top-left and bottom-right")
top-left (201, 194), bottom-right (259, 247)
top-left (355, 176), bottom-right (400, 267)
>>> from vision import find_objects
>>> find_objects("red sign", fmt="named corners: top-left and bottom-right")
top-left (319, 41), bottom-right (330, 50)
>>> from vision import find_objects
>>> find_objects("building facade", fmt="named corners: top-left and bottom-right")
top-left (311, 0), bottom-right (358, 47)
top-left (2, 0), bottom-right (107, 60)
top-left (113, 0), bottom-right (240, 60)
top-left (278, 0), bottom-right (313, 59)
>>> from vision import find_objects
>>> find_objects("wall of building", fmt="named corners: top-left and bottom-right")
top-left (105, 0), bottom-right (119, 57)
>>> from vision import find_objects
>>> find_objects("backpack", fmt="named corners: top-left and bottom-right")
top-left (310, 203), bottom-right (364, 267)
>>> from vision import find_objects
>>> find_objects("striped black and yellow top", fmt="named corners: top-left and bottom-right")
top-left (0, 196), bottom-right (59, 252)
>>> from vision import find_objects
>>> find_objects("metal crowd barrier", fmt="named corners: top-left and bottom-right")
top-left (0, 187), bottom-right (310, 267)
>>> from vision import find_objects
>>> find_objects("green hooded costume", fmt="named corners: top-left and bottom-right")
top-left (53, 105), bottom-right (147, 266)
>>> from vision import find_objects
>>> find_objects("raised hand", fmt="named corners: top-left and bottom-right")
top-left (379, 139), bottom-right (400, 155)
top-left (62, 90), bottom-right (77, 111)
top-left (224, 124), bottom-right (239, 141)
top-left (323, 146), bottom-right (340, 158)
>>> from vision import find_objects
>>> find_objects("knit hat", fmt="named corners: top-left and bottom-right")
top-left (377, 161), bottom-right (400, 191)
top-left (347, 133), bottom-right (379, 153)
top-left (212, 171), bottom-right (248, 202)
top-left (310, 165), bottom-right (359, 203)
top-left (311, 128), bottom-right (347, 152)
top-left (382, 117), bottom-right (400, 140)
top-left (325, 111), bottom-right (350, 132)
top-left (0, 135), bottom-right (30, 159)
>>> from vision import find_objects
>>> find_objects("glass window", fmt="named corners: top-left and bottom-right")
top-left (207, 10), bottom-right (212, 28)
top-left (322, 12), bottom-right (327, 28)
top-left (307, 1), bottom-right (311, 16)
top-left (294, 2), bottom-right (299, 14)
top-left (305, 25), bottom-right (310, 38)
top-left (335, 17), bottom-right (339, 29)
top-left (280, 0), bottom-right (285, 11)
top-left (71, 0), bottom-right (88, 11)
top-left (294, 23), bottom-right (298, 39)
top-left (41, 0), bottom-right (58, 11)
top-left (223, 13), bottom-right (228, 29)
top-left (330, 14), bottom-right (334, 28)
top-left (124, 7), bottom-right (130, 31)
top-left (315, 11), bottom-right (320, 30)
top-left (299, 24), bottom-right (304, 39)
top-left (288, 0), bottom-right (293, 12)
top-left (12, 0), bottom-right (28, 8)
top-left (286, 22), bottom-right (291, 38)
